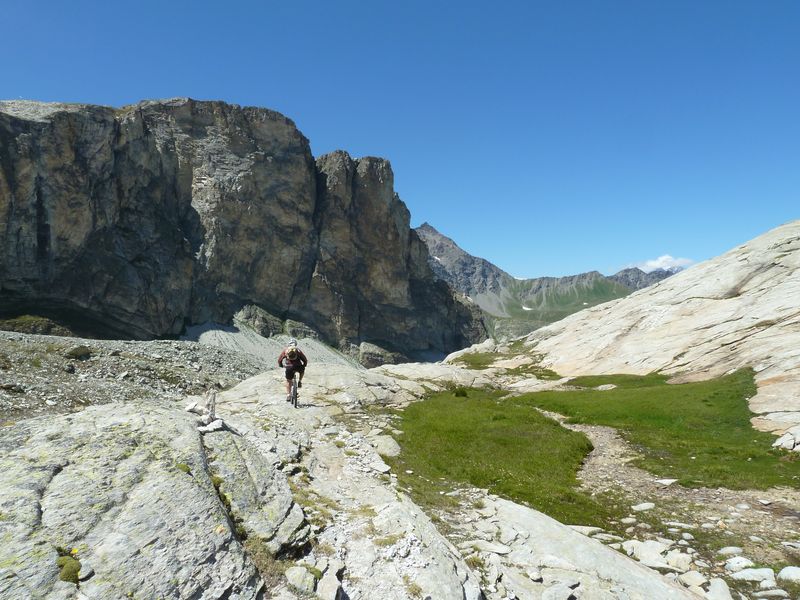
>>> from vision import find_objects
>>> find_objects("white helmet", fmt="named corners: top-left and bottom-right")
top-left (288, 338), bottom-right (298, 347)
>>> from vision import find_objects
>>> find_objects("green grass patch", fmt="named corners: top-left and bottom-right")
top-left (518, 369), bottom-right (800, 489)
top-left (453, 352), bottom-right (497, 370)
top-left (387, 388), bottom-right (618, 525)
top-left (568, 373), bottom-right (669, 388)
top-left (504, 363), bottom-right (561, 380)
top-left (454, 350), bottom-right (560, 379)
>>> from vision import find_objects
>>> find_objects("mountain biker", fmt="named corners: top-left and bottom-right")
top-left (277, 339), bottom-right (308, 402)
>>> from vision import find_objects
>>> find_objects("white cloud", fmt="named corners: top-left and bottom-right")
top-left (632, 254), bottom-right (694, 273)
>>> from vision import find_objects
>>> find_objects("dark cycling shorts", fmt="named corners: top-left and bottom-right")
top-left (284, 364), bottom-right (305, 380)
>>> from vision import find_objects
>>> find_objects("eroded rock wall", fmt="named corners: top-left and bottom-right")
top-left (307, 151), bottom-right (483, 361)
top-left (0, 99), bottom-right (485, 360)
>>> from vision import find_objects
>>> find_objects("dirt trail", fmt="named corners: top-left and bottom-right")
top-left (540, 408), bottom-right (800, 564)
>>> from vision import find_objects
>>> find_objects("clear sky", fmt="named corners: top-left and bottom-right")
top-left (2, 1), bottom-right (798, 277)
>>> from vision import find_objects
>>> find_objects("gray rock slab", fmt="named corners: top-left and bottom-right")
top-left (492, 499), bottom-right (693, 599)
top-left (316, 572), bottom-right (343, 599)
top-left (371, 435), bottom-right (401, 457)
top-left (753, 590), bottom-right (790, 599)
top-left (724, 556), bottom-right (754, 573)
top-left (705, 578), bottom-right (734, 600)
top-left (731, 568), bottom-right (775, 582)
top-left (678, 570), bottom-right (707, 587)
top-left (285, 566), bottom-right (316, 593)
top-left (203, 429), bottom-right (310, 555)
top-left (777, 566), bottom-right (800, 584)
top-left (0, 402), bottom-right (263, 599)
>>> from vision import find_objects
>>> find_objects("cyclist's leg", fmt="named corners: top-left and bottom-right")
top-left (285, 367), bottom-right (295, 398)
top-left (297, 365), bottom-right (305, 387)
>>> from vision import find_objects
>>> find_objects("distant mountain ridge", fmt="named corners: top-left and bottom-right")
top-left (609, 266), bottom-right (682, 290)
top-left (415, 223), bottom-right (675, 337)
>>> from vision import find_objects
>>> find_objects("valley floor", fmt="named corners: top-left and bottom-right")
top-left (0, 329), bottom-right (798, 599)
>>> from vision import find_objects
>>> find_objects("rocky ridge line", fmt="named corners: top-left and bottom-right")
top-left (415, 222), bottom-right (673, 338)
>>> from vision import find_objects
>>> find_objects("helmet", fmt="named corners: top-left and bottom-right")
top-left (288, 338), bottom-right (298, 347)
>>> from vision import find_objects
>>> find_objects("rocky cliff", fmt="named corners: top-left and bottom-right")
top-left (416, 222), bottom-right (672, 337)
top-left (0, 99), bottom-right (485, 362)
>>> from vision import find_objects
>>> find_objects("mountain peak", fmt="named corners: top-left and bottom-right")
top-left (415, 225), bottom-right (676, 338)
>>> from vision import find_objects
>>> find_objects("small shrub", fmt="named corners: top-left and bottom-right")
top-left (55, 548), bottom-right (81, 584)
top-left (175, 463), bottom-right (191, 474)
top-left (403, 575), bottom-right (423, 598)
top-left (244, 537), bottom-right (289, 589)
top-left (375, 533), bottom-right (404, 547)
top-left (305, 565), bottom-right (323, 580)
top-left (465, 554), bottom-right (485, 571)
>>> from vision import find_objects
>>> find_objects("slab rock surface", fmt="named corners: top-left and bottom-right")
top-left (0, 401), bottom-right (306, 599)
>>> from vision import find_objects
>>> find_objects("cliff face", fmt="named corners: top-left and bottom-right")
top-left (0, 99), bottom-right (484, 361)
top-left (309, 153), bottom-right (483, 360)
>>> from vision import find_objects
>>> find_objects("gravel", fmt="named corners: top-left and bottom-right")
top-left (0, 330), bottom-right (265, 424)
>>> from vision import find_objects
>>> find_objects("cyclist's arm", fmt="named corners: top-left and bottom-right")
top-left (277, 351), bottom-right (286, 368)
top-left (299, 350), bottom-right (308, 366)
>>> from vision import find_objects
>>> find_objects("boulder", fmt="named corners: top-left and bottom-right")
top-left (678, 571), bottom-right (707, 587)
top-left (725, 556), bottom-right (755, 572)
top-left (777, 566), bottom-right (800, 584)
top-left (731, 568), bottom-right (775, 582)
top-left (371, 435), bottom-right (401, 458)
top-left (285, 566), bottom-right (316, 593)
top-left (705, 578), bottom-right (734, 600)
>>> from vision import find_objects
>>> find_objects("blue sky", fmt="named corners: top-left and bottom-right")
top-left (3, 1), bottom-right (798, 277)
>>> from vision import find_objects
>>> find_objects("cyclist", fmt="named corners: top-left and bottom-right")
top-left (277, 338), bottom-right (308, 402)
